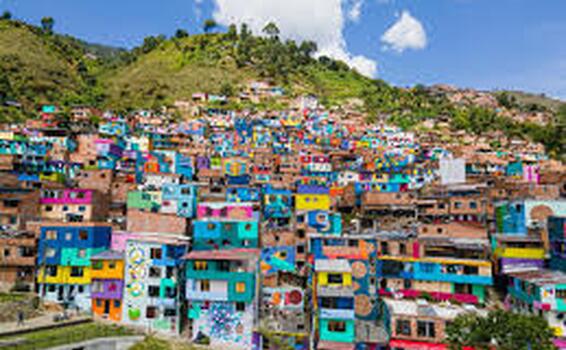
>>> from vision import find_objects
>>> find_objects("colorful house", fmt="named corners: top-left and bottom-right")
top-left (184, 249), bottom-right (260, 350)
top-left (91, 250), bottom-right (124, 321)
top-left (37, 223), bottom-right (112, 310)
top-left (121, 236), bottom-right (188, 335)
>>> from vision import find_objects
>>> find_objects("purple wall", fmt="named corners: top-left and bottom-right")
top-left (500, 258), bottom-right (544, 273)
top-left (91, 279), bottom-right (123, 300)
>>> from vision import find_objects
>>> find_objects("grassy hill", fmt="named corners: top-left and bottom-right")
top-left (99, 32), bottom-right (377, 109)
top-left (0, 18), bottom-right (563, 158)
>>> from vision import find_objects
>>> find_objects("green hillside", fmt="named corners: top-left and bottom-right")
top-left (99, 31), bottom-right (377, 109)
top-left (0, 18), bottom-right (563, 158)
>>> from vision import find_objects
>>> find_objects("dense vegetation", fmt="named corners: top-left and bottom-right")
top-left (0, 15), bottom-right (564, 158)
top-left (446, 309), bottom-right (556, 350)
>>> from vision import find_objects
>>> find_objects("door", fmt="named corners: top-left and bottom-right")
top-left (58, 285), bottom-right (64, 301)
top-left (104, 300), bottom-right (110, 315)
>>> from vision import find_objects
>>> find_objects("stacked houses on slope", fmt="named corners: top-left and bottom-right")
top-left (0, 101), bottom-right (564, 350)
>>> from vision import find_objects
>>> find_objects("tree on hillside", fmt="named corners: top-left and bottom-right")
top-left (262, 22), bottom-right (280, 40)
top-left (203, 19), bottom-right (217, 33)
top-left (1, 11), bottom-right (12, 20)
top-left (174, 29), bottom-right (189, 39)
top-left (557, 103), bottom-right (566, 124)
top-left (226, 24), bottom-right (238, 41)
top-left (446, 309), bottom-right (555, 350)
top-left (41, 16), bottom-right (55, 34)
top-left (240, 23), bottom-right (252, 41)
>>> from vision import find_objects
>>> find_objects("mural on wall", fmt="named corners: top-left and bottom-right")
top-left (194, 301), bottom-right (254, 349)
top-left (263, 287), bottom-right (304, 309)
top-left (261, 246), bottom-right (296, 275)
top-left (126, 245), bottom-right (148, 299)
top-left (124, 243), bottom-right (149, 323)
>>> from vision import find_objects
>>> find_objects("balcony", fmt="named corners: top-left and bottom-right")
top-left (496, 247), bottom-right (545, 259)
top-left (317, 285), bottom-right (354, 298)
top-left (320, 308), bottom-right (355, 319)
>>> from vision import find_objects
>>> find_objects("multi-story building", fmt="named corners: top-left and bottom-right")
top-left (40, 188), bottom-right (109, 222)
top-left (184, 248), bottom-right (260, 349)
top-left (91, 250), bottom-right (124, 321)
top-left (121, 236), bottom-right (188, 335)
top-left (37, 223), bottom-right (112, 310)
top-left (385, 298), bottom-right (485, 350)
top-left (0, 231), bottom-right (36, 292)
top-left (311, 234), bottom-right (388, 349)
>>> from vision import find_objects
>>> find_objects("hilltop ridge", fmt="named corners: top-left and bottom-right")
top-left (0, 17), bottom-right (564, 158)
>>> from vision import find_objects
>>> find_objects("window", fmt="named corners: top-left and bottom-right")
top-left (70, 267), bottom-right (84, 277)
top-left (166, 266), bottom-right (175, 278)
top-left (92, 281), bottom-right (103, 293)
top-left (417, 321), bottom-right (435, 338)
top-left (236, 282), bottom-right (246, 293)
top-left (327, 273), bottom-right (343, 284)
top-left (146, 306), bottom-right (157, 319)
top-left (557, 290), bottom-right (566, 299)
top-left (150, 248), bottom-right (162, 259)
top-left (164, 308), bottom-right (177, 317)
top-left (328, 321), bottom-right (346, 332)
top-left (46, 265), bottom-right (58, 277)
top-left (420, 263), bottom-right (435, 274)
top-left (218, 260), bottom-right (230, 272)
top-left (396, 320), bottom-right (412, 336)
top-left (236, 302), bottom-right (246, 312)
top-left (92, 261), bottom-right (103, 270)
top-left (297, 245), bottom-right (305, 254)
top-left (207, 223), bottom-right (216, 230)
top-left (96, 299), bottom-right (102, 307)
top-left (62, 206), bottom-right (69, 212)
top-left (399, 243), bottom-right (407, 255)
top-left (79, 230), bottom-right (88, 240)
top-left (469, 201), bottom-right (477, 209)
top-left (381, 242), bottom-right (389, 255)
top-left (48, 285), bottom-right (56, 292)
top-left (45, 205), bottom-right (53, 212)
top-left (65, 232), bottom-right (72, 241)
top-left (149, 266), bottom-right (161, 278)
top-left (78, 206), bottom-right (86, 212)
top-left (3, 248), bottom-right (10, 257)
top-left (78, 249), bottom-right (86, 258)
top-left (200, 280), bottom-right (210, 292)
top-left (454, 201), bottom-right (462, 209)
top-left (165, 287), bottom-right (177, 298)
top-left (114, 300), bottom-right (121, 308)
top-left (403, 279), bottom-right (412, 290)
top-left (463, 266), bottom-right (479, 275)
top-left (194, 261), bottom-right (208, 271)
top-left (148, 286), bottom-right (160, 297)
top-left (45, 230), bottom-right (57, 240)
top-left (245, 223), bottom-right (252, 231)
top-left (321, 298), bottom-right (337, 308)
top-left (108, 262), bottom-right (116, 269)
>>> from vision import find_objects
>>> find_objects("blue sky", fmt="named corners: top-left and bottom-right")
top-left (1, 0), bottom-right (565, 99)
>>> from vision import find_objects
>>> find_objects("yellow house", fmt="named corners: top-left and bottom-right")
top-left (37, 266), bottom-right (92, 285)
top-left (295, 194), bottom-right (330, 211)
top-left (91, 251), bottom-right (124, 280)
top-left (315, 259), bottom-right (353, 287)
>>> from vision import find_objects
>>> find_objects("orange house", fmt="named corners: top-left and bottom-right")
top-left (90, 250), bottom-right (124, 322)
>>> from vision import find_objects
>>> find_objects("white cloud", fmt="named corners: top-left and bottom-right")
top-left (348, 0), bottom-right (363, 22)
top-left (211, 0), bottom-right (377, 77)
top-left (381, 10), bottom-right (427, 53)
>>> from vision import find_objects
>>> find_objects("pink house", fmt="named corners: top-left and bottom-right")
top-left (196, 202), bottom-right (255, 220)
